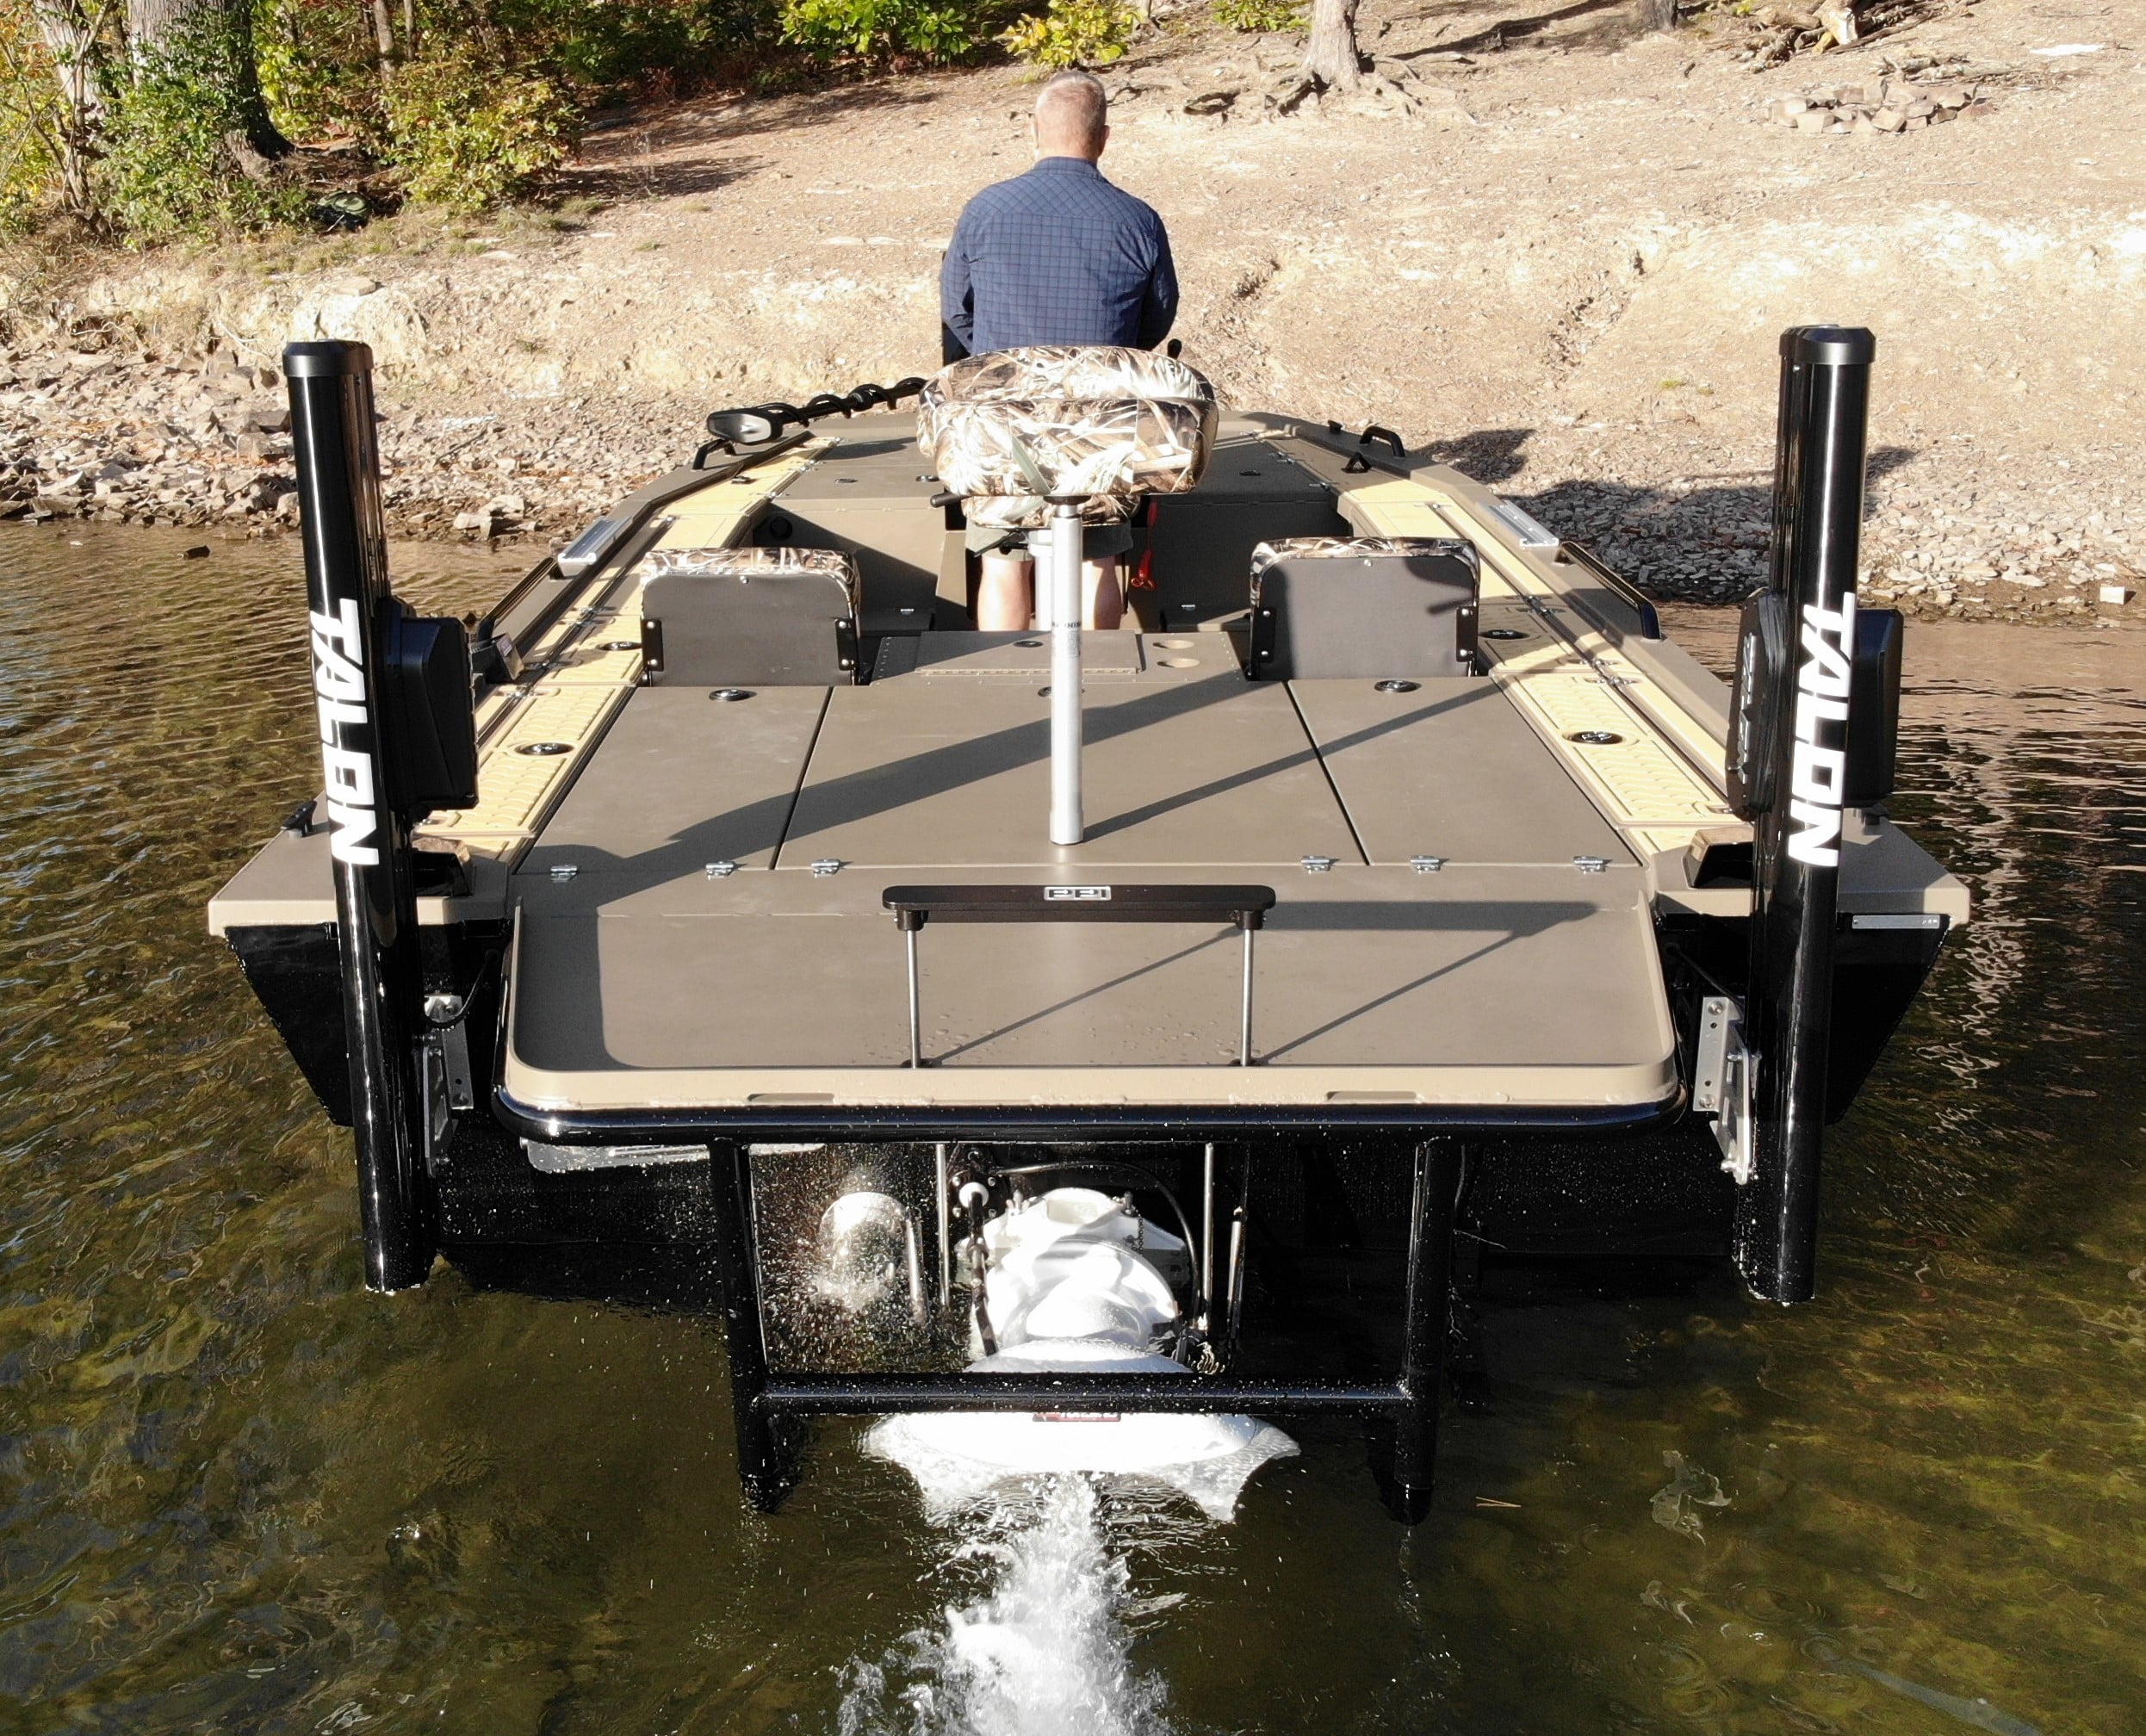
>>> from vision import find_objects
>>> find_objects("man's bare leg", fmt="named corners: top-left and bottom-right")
top-left (977, 553), bottom-right (1034, 630)
top-left (1082, 557), bottom-right (1123, 630)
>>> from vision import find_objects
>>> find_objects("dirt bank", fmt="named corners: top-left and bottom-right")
top-left (6, 0), bottom-right (2142, 623)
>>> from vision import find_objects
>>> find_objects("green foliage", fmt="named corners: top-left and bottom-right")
top-left (0, 3), bottom-right (67, 225)
top-left (96, 12), bottom-right (306, 241)
top-left (778, 0), bottom-right (980, 63)
top-left (1212, 0), bottom-right (1302, 31)
top-left (499, 0), bottom-right (779, 90)
top-left (382, 56), bottom-right (577, 209)
top-left (998, 0), bottom-right (1136, 67)
top-left (256, 0), bottom-right (390, 147)
top-left (0, 0), bottom-right (822, 238)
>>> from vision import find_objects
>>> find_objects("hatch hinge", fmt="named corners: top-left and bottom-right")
top-left (1692, 994), bottom-right (1755, 1184)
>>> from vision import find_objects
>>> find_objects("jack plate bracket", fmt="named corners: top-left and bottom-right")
top-left (1692, 994), bottom-right (1755, 1185)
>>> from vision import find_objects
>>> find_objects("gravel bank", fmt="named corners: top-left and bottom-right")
top-left (5, 340), bottom-right (694, 542)
top-left (13, 341), bottom-right (2138, 626)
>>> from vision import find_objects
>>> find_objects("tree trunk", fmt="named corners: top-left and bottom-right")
top-left (1634, 0), bottom-right (1677, 30)
top-left (366, 0), bottom-right (397, 75)
top-left (32, 0), bottom-right (103, 215)
top-left (127, 0), bottom-right (288, 156)
top-left (1302, 0), bottom-right (1362, 91)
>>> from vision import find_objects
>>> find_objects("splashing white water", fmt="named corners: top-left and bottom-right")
top-left (839, 1476), bottom-right (1175, 1736)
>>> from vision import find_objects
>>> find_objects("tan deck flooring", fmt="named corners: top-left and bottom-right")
top-left (504, 636), bottom-right (1678, 1109)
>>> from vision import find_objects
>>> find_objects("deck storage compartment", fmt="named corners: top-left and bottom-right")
top-left (1247, 537), bottom-right (1479, 680)
top-left (638, 546), bottom-right (860, 686)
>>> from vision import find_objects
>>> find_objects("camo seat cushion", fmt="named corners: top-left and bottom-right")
top-left (1249, 537), bottom-right (1474, 575)
top-left (919, 346), bottom-right (1218, 531)
top-left (633, 544), bottom-right (860, 610)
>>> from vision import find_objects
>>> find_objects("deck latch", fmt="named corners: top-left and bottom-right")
top-left (811, 859), bottom-right (844, 877)
top-left (1301, 855), bottom-right (1336, 874)
top-left (705, 860), bottom-right (739, 879)
top-left (1572, 855), bottom-right (1609, 874)
top-left (1692, 994), bottom-right (1755, 1185)
top-left (1409, 855), bottom-right (1445, 874)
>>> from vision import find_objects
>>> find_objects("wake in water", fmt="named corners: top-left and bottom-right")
top-left (838, 1475), bottom-right (1177, 1736)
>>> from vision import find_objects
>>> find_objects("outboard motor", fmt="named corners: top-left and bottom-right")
top-left (867, 1184), bottom-right (1295, 1519)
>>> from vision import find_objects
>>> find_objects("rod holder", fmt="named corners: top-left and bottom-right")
top-left (1047, 502), bottom-right (1084, 846)
top-left (1735, 325), bottom-right (1875, 1305)
top-left (287, 339), bottom-right (435, 1293)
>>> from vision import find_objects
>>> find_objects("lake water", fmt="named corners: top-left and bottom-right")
top-left (2, 524), bottom-right (2141, 1734)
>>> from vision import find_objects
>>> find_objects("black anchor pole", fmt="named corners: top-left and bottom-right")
top-left (286, 338), bottom-right (435, 1292)
top-left (1736, 326), bottom-right (1875, 1305)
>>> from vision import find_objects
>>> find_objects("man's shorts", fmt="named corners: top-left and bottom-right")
top-left (964, 521), bottom-right (1135, 561)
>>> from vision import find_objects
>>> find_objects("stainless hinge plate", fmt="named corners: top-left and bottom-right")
top-left (1693, 994), bottom-right (1754, 1184)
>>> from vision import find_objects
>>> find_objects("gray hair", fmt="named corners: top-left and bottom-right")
top-left (1034, 69), bottom-right (1108, 152)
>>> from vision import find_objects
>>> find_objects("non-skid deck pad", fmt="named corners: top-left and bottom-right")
top-left (1288, 678), bottom-right (1633, 867)
top-left (777, 669), bottom-right (1359, 869)
top-left (504, 865), bottom-right (1676, 1109)
top-left (519, 686), bottom-right (828, 880)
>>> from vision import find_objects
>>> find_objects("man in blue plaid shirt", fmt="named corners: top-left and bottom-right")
top-left (941, 71), bottom-right (1179, 629)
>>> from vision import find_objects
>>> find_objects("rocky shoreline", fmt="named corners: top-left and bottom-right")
top-left (5, 339), bottom-right (679, 547)
top-left (1519, 434), bottom-right (2145, 625)
top-left (12, 336), bottom-right (2137, 625)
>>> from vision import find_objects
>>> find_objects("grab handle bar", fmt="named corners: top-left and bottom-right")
top-left (1555, 541), bottom-right (1664, 640)
top-left (884, 884), bottom-right (1275, 1069)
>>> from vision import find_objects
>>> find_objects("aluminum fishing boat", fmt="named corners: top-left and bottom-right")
top-left (207, 328), bottom-right (1964, 1518)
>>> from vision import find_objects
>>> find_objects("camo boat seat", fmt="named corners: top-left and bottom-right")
top-left (918, 346), bottom-right (1219, 530)
top-left (636, 546), bottom-right (860, 686)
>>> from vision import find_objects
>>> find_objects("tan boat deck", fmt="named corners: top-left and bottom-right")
top-left (501, 635), bottom-right (1680, 1113)
top-left (200, 412), bottom-right (1970, 1120)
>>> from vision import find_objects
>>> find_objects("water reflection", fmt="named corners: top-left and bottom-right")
top-left (0, 527), bottom-right (2140, 1733)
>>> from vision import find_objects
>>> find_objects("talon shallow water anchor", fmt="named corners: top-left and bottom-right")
top-left (287, 339), bottom-right (478, 1293)
top-left (1730, 326), bottom-right (1917, 1305)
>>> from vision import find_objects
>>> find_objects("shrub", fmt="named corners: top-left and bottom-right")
top-left (778, 0), bottom-right (982, 62)
top-left (256, 0), bottom-right (391, 149)
top-left (0, 47), bottom-right (62, 226)
top-left (382, 57), bottom-right (578, 209)
top-left (999, 0), bottom-right (1138, 67)
top-left (502, 0), bottom-right (782, 90)
top-left (96, 16), bottom-right (307, 241)
top-left (1213, 0), bottom-right (1303, 30)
